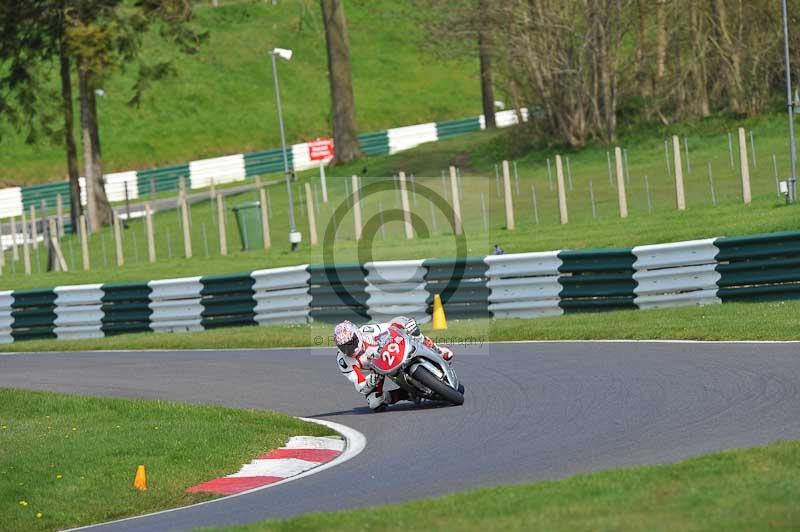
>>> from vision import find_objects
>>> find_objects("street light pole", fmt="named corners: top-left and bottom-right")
top-left (270, 50), bottom-right (300, 250)
top-left (781, 0), bottom-right (797, 203)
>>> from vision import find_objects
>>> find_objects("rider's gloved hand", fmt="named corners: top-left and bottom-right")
top-left (403, 318), bottom-right (420, 337)
top-left (365, 372), bottom-right (380, 391)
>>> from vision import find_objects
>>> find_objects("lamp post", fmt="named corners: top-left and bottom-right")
top-left (270, 47), bottom-right (301, 250)
top-left (781, 0), bottom-right (797, 203)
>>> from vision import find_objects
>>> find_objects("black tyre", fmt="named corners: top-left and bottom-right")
top-left (411, 366), bottom-right (464, 406)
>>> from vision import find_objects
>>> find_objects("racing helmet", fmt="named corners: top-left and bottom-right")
top-left (334, 320), bottom-right (362, 357)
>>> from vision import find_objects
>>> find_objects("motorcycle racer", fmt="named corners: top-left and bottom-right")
top-left (334, 317), bottom-right (454, 412)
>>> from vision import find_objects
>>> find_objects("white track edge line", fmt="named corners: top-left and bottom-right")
top-left (64, 417), bottom-right (366, 531)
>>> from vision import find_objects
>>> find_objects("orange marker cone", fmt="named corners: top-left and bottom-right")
top-left (432, 294), bottom-right (447, 330)
top-left (133, 465), bottom-right (147, 491)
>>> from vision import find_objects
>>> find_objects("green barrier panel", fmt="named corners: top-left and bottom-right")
top-left (423, 258), bottom-right (490, 319)
top-left (308, 263), bottom-right (369, 322)
top-left (10, 289), bottom-right (57, 341)
top-left (715, 231), bottom-right (800, 302)
top-left (21, 182), bottom-right (70, 210)
top-left (200, 274), bottom-right (256, 329)
top-left (244, 148), bottom-right (292, 177)
top-left (436, 117), bottom-right (482, 140)
top-left (358, 131), bottom-right (390, 156)
top-left (101, 282), bottom-right (152, 335)
top-left (557, 249), bottom-right (636, 313)
top-left (137, 163), bottom-right (190, 196)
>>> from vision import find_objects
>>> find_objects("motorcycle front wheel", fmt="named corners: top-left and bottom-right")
top-left (411, 366), bottom-right (464, 406)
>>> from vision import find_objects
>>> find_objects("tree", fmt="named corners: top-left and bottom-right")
top-left (320, 0), bottom-right (361, 164)
top-left (0, 0), bottom-right (202, 232)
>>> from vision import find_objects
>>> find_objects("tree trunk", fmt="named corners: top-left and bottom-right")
top-left (712, 0), bottom-right (742, 113)
top-left (655, 0), bottom-right (668, 81)
top-left (479, 30), bottom-right (496, 129)
top-left (689, 0), bottom-right (710, 117)
top-left (78, 61), bottom-right (98, 232)
top-left (88, 86), bottom-right (113, 226)
top-left (320, 0), bottom-right (361, 164)
top-left (59, 38), bottom-right (81, 233)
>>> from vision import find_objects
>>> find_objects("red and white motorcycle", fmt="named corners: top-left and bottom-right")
top-left (370, 327), bottom-right (464, 406)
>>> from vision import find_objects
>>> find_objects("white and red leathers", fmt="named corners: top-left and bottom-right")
top-left (335, 316), bottom-right (454, 411)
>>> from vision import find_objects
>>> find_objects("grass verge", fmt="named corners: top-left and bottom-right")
top-left (3, 300), bottom-right (800, 354)
top-left (218, 438), bottom-right (800, 531)
top-left (0, 388), bottom-right (334, 532)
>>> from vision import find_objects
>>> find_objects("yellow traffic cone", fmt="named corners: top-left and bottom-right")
top-left (432, 294), bottom-right (448, 330)
top-left (133, 465), bottom-right (147, 491)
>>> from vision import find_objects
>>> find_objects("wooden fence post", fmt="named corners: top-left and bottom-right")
top-left (399, 171), bottom-right (414, 239)
top-left (49, 218), bottom-right (67, 272)
top-left (217, 195), bottom-right (227, 256)
top-left (672, 135), bottom-right (686, 210)
top-left (29, 205), bottom-right (38, 251)
top-left (615, 147), bottom-right (628, 218)
top-left (556, 155), bottom-right (569, 224)
top-left (259, 184), bottom-right (271, 249)
top-left (21, 209), bottom-right (31, 275)
top-left (449, 166), bottom-right (463, 235)
top-left (145, 203), bottom-right (156, 263)
top-left (305, 182), bottom-right (318, 245)
top-left (179, 177), bottom-right (192, 258)
top-left (10, 215), bottom-right (18, 261)
top-left (502, 160), bottom-right (515, 230)
top-left (352, 175), bottom-right (362, 241)
top-left (79, 214), bottom-right (90, 271)
top-left (113, 213), bottom-right (124, 266)
top-left (738, 127), bottom-right (752, 204)
top-left (56, 194), bottom-right (64, 237)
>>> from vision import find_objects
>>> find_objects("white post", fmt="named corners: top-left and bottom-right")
top-left (615, 147), bottom-right (628, 218)
top-left (352, 175), bottom-right (362, 241)
top-left (739, 127), bottom-right (752, 204)
top-left (79, 214), bottom-right (90, 271)
top-left (305, 182), bottom-right (318, 245)
top-left (673, 135), bottom-right (686, 210)
top-left (320, 162), bottom-right (328, 203)
top-left (449, 166), bottom-right (463, 235)
top-left (556, 155), bottom-right (568, 224)
top-left (217, 195), bottom-right (227, 256)
top-left (502, 160), bottom-right (515, 230)
top-left (399, 172), bottom-right (414, 239)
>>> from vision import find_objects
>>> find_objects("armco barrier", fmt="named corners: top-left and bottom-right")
top-left (632, 239), bottom-right (720, 309)
top-left (365, 259), bottom-right (429, 323)
top-left (1, 109), bottom-right (529, 219)
top-left (486, 251), bottom-right (563, 318)
top-left (3, 230), bottom-right (800, 345)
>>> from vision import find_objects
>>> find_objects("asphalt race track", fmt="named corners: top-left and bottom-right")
top-left (2, 341), bottom-right (800, 531)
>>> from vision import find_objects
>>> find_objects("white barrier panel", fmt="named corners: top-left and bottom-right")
top-left (148, 276), bottom-right (204, 332)
top-left (485, 252), bottom-right (563, 318)
top-left (54, 284), bottom-right (105, 340)
top-left (633, 239), bottom-right (721, 309)
top-left (387, 123), bottom-right (438, 154)
top-left (252, 265), bottom-right (311, 325)
top-left (189, 154), bottom-right (245, 189)
top-left (0, 291), bottom-right (13, 344)
top-left (633, 238), bottom-right (720, 269)
top-left (365, 260), bottom-right (429, 322)
top-left (104, 171), bottom-right (139, 202)
top-left (0, 187), bottom-right (22, 218)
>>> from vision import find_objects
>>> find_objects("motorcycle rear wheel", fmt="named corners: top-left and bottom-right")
top-left (411, 366), bottom-right (464, 406)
